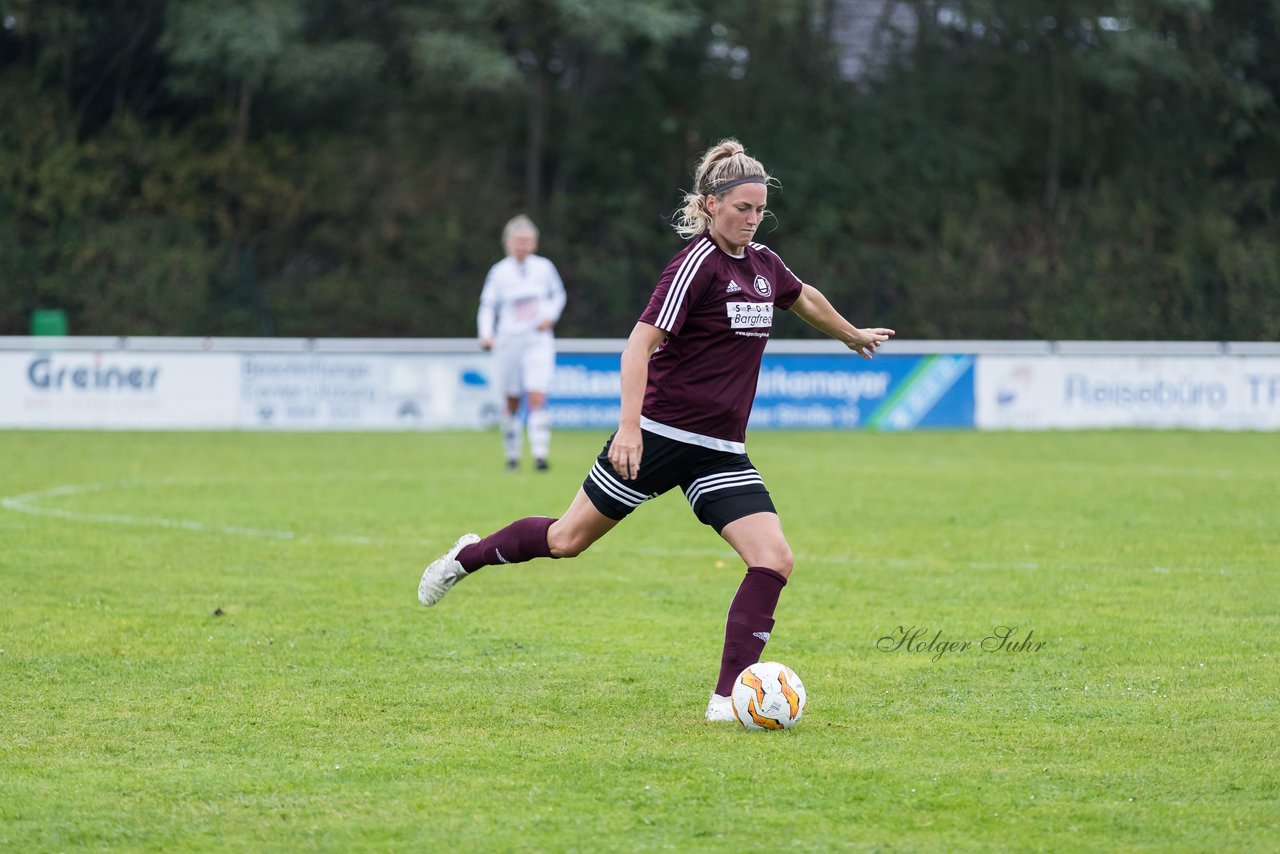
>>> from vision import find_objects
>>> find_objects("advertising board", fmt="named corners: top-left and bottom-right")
top-left (237, 353), bottom-right (497, 429)
top-left (546, 352), bottom-right (975, 431)
top-left (0, 350), bottom-right (239, 428)
top-left (976, 356), bottom-right (1280, 430)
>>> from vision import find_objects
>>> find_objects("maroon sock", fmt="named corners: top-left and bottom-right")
top-left (456, 516), bottom-right (557, 573)
top-left (714, 566), bottom-right (788, 696)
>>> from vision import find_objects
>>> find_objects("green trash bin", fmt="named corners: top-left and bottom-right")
top-left (31, 308), bottom-right (68, 336)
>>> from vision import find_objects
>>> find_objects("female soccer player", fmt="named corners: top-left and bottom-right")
top-left (422, 140), bottom-right (893, 721)
top-left (478, 214), bottom-right (567, 471)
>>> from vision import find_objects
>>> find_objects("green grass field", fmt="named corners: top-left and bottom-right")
top-left (1, 429), bottom-right (1277, 851)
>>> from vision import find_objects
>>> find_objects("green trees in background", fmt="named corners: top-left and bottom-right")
top-left (2, 0), bottom-right (1277, 340)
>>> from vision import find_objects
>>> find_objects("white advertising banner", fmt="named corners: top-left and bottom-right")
top-left (976, 356), bottom-right (1280, 430)
top-left (237, 353), bottom-right (498, 429)
top-left (0, 350), bottom-right (240, 428)
top-left (5, 340), bottom-right (1278, 432)
top-left (0, 350), bottom-right (502, 430)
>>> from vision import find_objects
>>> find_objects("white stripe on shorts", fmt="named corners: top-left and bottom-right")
top-left (588, 462), bottom-right (648, 508)
top-left (685, 470), bottom-right (764, 508)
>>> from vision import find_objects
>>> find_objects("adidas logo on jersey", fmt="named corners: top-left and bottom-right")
top-left (725, 280), bottom-right (742, 293)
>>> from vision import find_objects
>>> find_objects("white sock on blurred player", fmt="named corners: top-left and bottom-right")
top-left (528, 408), bottom-right (551, 465)
top-left (502, 413), bottom-right (522, 466)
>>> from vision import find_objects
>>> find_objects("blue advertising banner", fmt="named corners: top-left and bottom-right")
top-left (546, 353), bottom-right (623, 428)
top-left (546, 352), bottom-right (975, 430)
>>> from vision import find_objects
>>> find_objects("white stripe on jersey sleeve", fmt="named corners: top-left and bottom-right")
top-left (656, 239), bottom-right (716, 331)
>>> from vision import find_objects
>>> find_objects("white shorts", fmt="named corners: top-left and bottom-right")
top-left (493, 332), bottom-right (555, 398)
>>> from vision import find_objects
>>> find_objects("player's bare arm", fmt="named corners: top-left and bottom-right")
top-left (789, 283), bottom-right (895, 359)
top-left (610, 321), bottom-right (667, 480)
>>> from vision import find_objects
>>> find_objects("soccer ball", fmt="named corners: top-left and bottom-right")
top-left (731, 661), bottom-right (806, 731)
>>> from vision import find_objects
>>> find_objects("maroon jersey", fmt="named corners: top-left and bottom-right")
top-left (638, 234), bottom-right (804, 449)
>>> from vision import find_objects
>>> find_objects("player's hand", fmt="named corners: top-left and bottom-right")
top-left (608, 424), bottom-right (644, 481)
top-left (480, 337), bottom-right (494, 351)
top-left (849, 327), bottom-right (895, 359)
top-left (536, 320), bottom-right (553, 332)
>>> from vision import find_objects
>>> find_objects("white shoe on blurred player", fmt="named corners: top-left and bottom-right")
top-left (418, 533), bottom-right (480, 606)
top-left (705, 692), bottom-right (735, 722)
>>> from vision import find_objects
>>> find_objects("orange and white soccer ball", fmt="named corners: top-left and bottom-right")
top-left (731, 661), bottom-right (807, 730)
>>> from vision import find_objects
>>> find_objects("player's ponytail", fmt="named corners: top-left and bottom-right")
top-left (673, 139), bottom-right (774, 239)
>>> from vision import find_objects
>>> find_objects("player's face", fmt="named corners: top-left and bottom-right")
top-left (708, 184), bottom-right (767, 253)
top-left (506, 231), bottom-right (537, 261)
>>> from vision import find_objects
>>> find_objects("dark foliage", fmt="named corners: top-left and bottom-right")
top-left (2, 0), bottom-right (1277, 340)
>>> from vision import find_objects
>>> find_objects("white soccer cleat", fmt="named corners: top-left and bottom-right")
top-left (705, 692), bottom-right (736, 722)
top-left (418, 533), bottom-right (480, 606)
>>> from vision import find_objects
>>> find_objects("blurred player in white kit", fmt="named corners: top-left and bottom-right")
top-left (478, 215), bottom-right (567, 471)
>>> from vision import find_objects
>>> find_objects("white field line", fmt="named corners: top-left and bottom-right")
top-left (1, 479), bottom-right (1247, 575)
top-left (0, 480), bottom-right (962, 565)
top-left (632, 544), bottom-right (1041, 571)
top-left (1, 479), bottom-right (401, 546)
